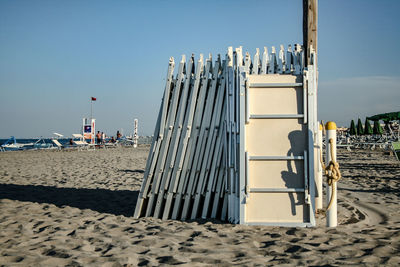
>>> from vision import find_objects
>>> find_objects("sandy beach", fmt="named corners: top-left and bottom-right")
top-left (0, 146), bottom-right (399, 266)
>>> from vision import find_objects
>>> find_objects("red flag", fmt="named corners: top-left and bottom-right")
top-left (91, 97), bottom-right (96, 101)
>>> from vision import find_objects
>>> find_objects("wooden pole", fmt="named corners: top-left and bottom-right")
top-left (303, 0), bottom-right (318, 66)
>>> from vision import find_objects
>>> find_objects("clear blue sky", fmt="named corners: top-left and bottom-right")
top-left (1, 0), bottom-right (399, 138)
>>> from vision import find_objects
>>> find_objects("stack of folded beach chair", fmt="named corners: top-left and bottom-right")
top-left (134, 45), bottom-right (305, 222)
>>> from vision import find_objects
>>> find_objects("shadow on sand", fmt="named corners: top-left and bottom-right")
top-left (0, 183), bottom-right (139, 217)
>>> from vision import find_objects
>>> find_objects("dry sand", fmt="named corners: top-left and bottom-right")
top-left (0, 146), bottom-right (399, 266)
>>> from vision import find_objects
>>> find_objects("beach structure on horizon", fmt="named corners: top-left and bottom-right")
top-left (82, 118), bottom-right (96, 145)
top-left (336, 113), bottom-right (400, 152)
top-left (0, 136), bottom-right (34, 151)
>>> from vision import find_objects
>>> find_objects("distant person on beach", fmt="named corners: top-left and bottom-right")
top-left (96, 131), bottom-right (101, 144)
top-left (116, 131), bottom-right (121, 140)
top-left (69, 139), bottom-right (73, 146)
top-left (101, 132), bottom-right (105, 144)
top-left (111, 136), bottom-right (116, 143)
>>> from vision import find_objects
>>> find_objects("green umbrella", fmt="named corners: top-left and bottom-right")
top-left (373, 120), bottom-right (384, 135)
top-left (357, 118), bottom-right (364, 135)
top-left (367, 111), bottom-right (400, 122)
top-left (364, 118), bottom-right (373, 135)
top-left (349, 120), bottom-right (357, 135)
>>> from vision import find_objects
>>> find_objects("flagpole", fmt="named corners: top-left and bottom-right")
top-left (91, 99), bottom-right (93, 120)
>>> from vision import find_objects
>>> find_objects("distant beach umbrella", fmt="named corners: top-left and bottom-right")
top-left (373, 120), bottom-right (384, 135)
top-left (364, 118), bottom-right (373, 135)
top-left (349, 120), bottom-right (357, 135)
top-left (357, 118), bottom-right (364, 135)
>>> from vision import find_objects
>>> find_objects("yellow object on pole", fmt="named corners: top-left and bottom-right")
top-left (325, 121), bottom-right (337, 131)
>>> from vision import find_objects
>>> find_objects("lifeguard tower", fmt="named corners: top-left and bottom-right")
top-left (82, 118), bottom-right (96, 144)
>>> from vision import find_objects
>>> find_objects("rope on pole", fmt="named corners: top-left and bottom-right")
top-left (325, 138), bottom-right (342, 211)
